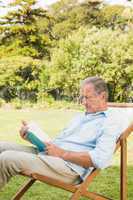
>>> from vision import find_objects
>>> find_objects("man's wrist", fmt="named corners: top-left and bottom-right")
top-left (61, 151), bottom-right (69, 160)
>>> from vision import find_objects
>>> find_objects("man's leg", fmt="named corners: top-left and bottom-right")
top-left (0, 141), bottom-right (38, 154)
top-left (0, 150), bottom-right (79, 190)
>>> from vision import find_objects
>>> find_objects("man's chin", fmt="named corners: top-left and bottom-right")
top-left (86, 108), bottom-right (92, 113)
top-left (86, 108), bottom-right (96, 113)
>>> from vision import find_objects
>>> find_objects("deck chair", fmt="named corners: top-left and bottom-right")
top-left (11, 102), bottom-right (133, 200)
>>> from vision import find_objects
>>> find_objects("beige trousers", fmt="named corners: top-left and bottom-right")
top-left (0, 141), bottom-right (79, 190)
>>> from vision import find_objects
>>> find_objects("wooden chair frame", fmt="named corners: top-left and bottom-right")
top-left (11, 103), bottom-right (133, 200)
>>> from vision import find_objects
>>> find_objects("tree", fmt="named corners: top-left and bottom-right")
top-left (51, 0), bottom-right (103, 39)
top-left (0, 0), bottom-right (54, 58)
top-left (42, 27), bottom-right (133, 102)
top-left (97, 5), bottom-right (133, 30)
top-left (0, 56), bottom-right (42, 101)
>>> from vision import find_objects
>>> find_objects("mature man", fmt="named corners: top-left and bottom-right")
top-left (0, 76), bottom-right (122, 189)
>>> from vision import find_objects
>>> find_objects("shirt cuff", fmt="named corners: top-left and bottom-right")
top-left (88, 151), bottom-right (111, 169)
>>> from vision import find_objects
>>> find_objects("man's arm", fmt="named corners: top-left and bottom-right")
top-left (62, 151), bottom-right (94, 168)
top-left (45, 143), bottom-right (94, 168)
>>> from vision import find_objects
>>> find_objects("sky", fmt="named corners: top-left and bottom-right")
top-left (105, 0), bottom-right (133, 6)
top-left (0, 0), bottom-right (132, 17)
top-left (0, 0), bottom-right (59, 16)
top-left (37, 0), bottom-right (59, 7)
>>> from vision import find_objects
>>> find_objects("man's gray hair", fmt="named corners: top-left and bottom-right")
top-left (81, 76), bottom-right (108, 100)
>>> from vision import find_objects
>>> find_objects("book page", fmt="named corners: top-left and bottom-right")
top-left (27, 121), bottom-right (51, 142)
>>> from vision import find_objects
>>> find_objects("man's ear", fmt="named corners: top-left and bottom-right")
top-left (101, 92), bottom-right (106, 100)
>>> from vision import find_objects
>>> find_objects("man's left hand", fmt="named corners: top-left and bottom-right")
top-left (45, 142), bottom-right (65, 158)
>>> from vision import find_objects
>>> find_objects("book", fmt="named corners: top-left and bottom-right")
top-left (25, 121), bottom-right (51, 152)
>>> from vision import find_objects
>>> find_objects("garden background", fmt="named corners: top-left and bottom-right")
top-left (0, 0), bottom-right (133, 199)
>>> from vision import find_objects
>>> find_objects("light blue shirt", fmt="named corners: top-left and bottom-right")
top-left (52, 108), bottom-right (127, 180)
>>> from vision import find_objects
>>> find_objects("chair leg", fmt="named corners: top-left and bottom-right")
top-left (11, 178), bottom-right (36, 200)
top-left (70, 189), bottom-right (82, 200)
top-left (120, 139), bottom-right (127, 200)
top-left (70, 189), bottom-right (112, 200)
top-left (82, 190), bottom-right (113, 200)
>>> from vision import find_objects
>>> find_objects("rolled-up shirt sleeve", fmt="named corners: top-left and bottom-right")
top-left (88, 120), bottom-right (121, 169)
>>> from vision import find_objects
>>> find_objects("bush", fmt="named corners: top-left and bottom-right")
top-left (0, 56), bottom-right (42, 102)
top-left (41, 27), bottom-right (133, 102)
top-left (11, 98), bottom-right (23, 109)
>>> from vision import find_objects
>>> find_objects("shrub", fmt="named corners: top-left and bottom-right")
top-left (11, 98), bottom-right (23, 109)
top-left (41, 27), bottom-right (133, 102)
top-left (0, 56), bottom-right (42, 102)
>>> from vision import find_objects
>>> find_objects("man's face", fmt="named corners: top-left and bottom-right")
top-left (80, 83), bottom-right (106, 113)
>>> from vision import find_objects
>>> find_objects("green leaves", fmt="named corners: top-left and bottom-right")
top-left (42, 27), bottom-right (133, 102)
top-left (0, 56), bottom-right (41, 101)
top-left (0, 0), bottom-right (133, 102)
top-left (0, 0), bottom-right (54, 58)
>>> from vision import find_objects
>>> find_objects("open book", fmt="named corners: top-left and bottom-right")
top-left (25, 121), bottom-right (51, 152)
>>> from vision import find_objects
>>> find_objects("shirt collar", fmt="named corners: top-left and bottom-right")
top-left (85, 109), bottom-right (109, 117)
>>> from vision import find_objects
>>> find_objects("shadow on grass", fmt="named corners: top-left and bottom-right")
top-left (0, 166), bottom-right (133, 200)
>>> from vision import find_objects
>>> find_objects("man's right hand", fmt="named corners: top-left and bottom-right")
top-left (19, 120), bottom-right (29, 140)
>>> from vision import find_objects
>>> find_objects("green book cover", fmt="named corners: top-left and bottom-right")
top-left (26, 122), bottom-right (51, 152)
top-left (26, 131), bottom-right (46, 152)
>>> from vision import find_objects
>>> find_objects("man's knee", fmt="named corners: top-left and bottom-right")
top-left (0, 141), bottom-right (18, 154)
top-left (0, 150), bottom-right (16, 163)
top-left (0, 141), bottom-right (10, 153)
top-left (0, 141), bottom-right (38, 155)
top-left (0, 151), bottom-right (22, 172)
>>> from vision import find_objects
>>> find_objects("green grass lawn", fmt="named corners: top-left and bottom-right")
top-left (0, 107), bottom-right (133, 200)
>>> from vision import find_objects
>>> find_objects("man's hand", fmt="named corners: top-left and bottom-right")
top-left (19, 120), bottom-right (28, 140)
top-left (45, 142), bottom-right (94, 168)
top-left (45, 142), bottom-right (65, 158)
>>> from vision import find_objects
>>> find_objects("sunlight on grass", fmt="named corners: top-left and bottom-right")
top-left (0, 108), bottom-right (78, 142)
